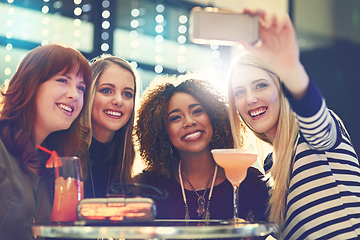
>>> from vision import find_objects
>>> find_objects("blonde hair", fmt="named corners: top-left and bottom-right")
top-left (228, 53), bottom-right (299, 229)
top-left (82, 54), bottom-right (139, 183)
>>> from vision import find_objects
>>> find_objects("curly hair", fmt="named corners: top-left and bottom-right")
top-left (135, 78), bottom-right (239, 178)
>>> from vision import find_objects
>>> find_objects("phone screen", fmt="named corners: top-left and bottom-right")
top-left (190, 7), bottom-right (259, 46)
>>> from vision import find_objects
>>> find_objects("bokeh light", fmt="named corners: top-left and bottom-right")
top-left (102, 0), bottom-right (110, 8)
top-left (155, 65), bottom-right (163, 73)
top-left (42, 6), bottom-right (49, 14)
top-left (102, 21), bottom-right (110, 29)
top-left (155, 14), bottom-right (164, 23)
top-left (101, 43), bottom-right (109, 51)
top-left (131, 9), bottom-right (139, 17)
top-left (102, 10), bottom-right (110, 18)
top-left (178, 25), bottom-right (187, 34)
top-left (179, 15), bottom-right (188, 24)
top-left (156, 4), bottom-right (164, 13)
top-left (177, 35), bottom-right (186, 44)
top-left (131, 20), bottom-right (139, 28)
top-left (155, 25), bottom-right (163, 33)
top-left (74, 7), bottom-right (82, 16)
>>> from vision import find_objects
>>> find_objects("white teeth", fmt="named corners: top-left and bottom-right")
top-left (58, 104), bottom-right (73, 112)
top-left (250, 108), bottom-right (266, 117)
top-left (184, 131), bottom-right (201, 140)
top-left (105, 110), bottom-right (122, 117)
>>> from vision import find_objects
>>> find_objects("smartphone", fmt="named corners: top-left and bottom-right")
top-left (189, 7), bottom-right (259, 46)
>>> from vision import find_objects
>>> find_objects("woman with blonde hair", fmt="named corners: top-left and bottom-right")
top-left (82, 55), bottom-right (138, 198)
top-left (228, 9), bottom-right (360, 239)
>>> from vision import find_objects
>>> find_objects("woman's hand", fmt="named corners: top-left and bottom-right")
top-left (241, 9), bottom-right (310, 100)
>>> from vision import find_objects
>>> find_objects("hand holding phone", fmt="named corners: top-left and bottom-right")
top-left (189, 7), bottom-right (259, 46)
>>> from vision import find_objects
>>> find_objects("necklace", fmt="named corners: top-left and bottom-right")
top-left (183, 167), bottom-right (214, 216)
top-left (178, 160), bottom-right (218, 222)
top-left (89, 160), bottom-right (112, 198)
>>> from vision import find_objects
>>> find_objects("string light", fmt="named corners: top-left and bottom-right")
top-left (100, 0), bottom-right (111, 53)
top-left (154, 4), bottom-right (165, 74)
top-left (40, 0), bottom-right (50, 46)
top-left (130, 0), bottom-right (139, 59)
top-left (72, 0), bottom-right (83, 49)
top-left (4, 1), bottom-right (15, 83)
top-left (177, 14), bottom-right (188, 73)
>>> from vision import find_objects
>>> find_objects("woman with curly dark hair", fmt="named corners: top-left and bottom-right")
top-left (134, 77), bottom-right (269, 222)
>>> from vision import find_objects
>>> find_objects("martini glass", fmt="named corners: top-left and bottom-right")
top-left (211, 149), bottom-right (258, 224)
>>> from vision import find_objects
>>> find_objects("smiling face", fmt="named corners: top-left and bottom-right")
top-left (91, 64), bottom-right (135, 143)
top-left (231, 64), bottom-right (280, 141)
top-left (166, 92), bottom-right (213, 156)
top-left (35, 70), bottom-right (86, 145)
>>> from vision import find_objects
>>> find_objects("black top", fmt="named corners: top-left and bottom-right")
top-left (84, 137), bottom-right (115, 199)
top-left (135, 167), bottom-right (269, 221)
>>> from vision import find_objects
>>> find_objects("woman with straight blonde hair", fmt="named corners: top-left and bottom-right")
top-left (82, 55), bottom-right (138, 199)
top-left (228, 9), bottom-right (360, 240)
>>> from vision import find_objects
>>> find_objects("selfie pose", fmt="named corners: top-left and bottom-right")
top-left (83, 55), bottom-right (137, 199)
top-left (228, 10), bottom-right (360, 239)
top-left (0, 43), bottom-right (92, 240)
top-left (134, 78), bottom-right (269, 222)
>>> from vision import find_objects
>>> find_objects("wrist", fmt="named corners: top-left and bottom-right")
top-left (279, 62), bottom-right (309, 100)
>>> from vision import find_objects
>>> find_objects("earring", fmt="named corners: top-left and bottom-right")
top-left (167, 142), bottom-right (173, 155)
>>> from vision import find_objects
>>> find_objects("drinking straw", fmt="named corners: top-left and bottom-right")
top-left (36, 145), bottom-right (62, 179)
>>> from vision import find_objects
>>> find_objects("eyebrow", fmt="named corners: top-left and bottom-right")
top-left (167, 103), bottom-right (201, 117)
top-left (63, 74), bottom-right (85, 85)
top-left (97, 83), bottom-right (134, 92)
top-left (251, 78), bottom-right (265, 85)
top-left (233, 78), bottom-right (265, 89)
top-left (98, 83), bottom-right (115, 88)
top-left (123, 86), bottom-right (135, 92)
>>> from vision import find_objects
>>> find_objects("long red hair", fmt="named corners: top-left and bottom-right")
top-left (0, 43), bottom-right (92, 171)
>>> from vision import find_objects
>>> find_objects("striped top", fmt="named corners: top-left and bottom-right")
top-left (281, 79), bottom-right (360, 240)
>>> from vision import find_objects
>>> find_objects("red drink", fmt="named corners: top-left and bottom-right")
top-left (50, 156), bottom-right (83, 222)
top-left (51, 177), bottom-right (83, 222)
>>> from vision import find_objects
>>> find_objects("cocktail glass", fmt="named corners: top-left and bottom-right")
top-left (211, 149), bottom-right (258, 224)
top-left (51, 156), bottom-right (84, 222)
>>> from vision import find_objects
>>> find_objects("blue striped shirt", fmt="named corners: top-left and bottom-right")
top-left (281, 79), bottom-right (360, 240)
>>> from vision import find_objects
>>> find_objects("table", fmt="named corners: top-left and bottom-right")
top-left (32, 220), bottom-right (279, 239)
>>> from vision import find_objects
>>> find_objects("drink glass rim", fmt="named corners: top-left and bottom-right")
top-left (211, 148), bottom-right (258, 155)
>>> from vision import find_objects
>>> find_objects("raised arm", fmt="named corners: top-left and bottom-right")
top-left (241, 9), bottom-right (309, 100)
top-left (241, 9), bottom-right (341, 150)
